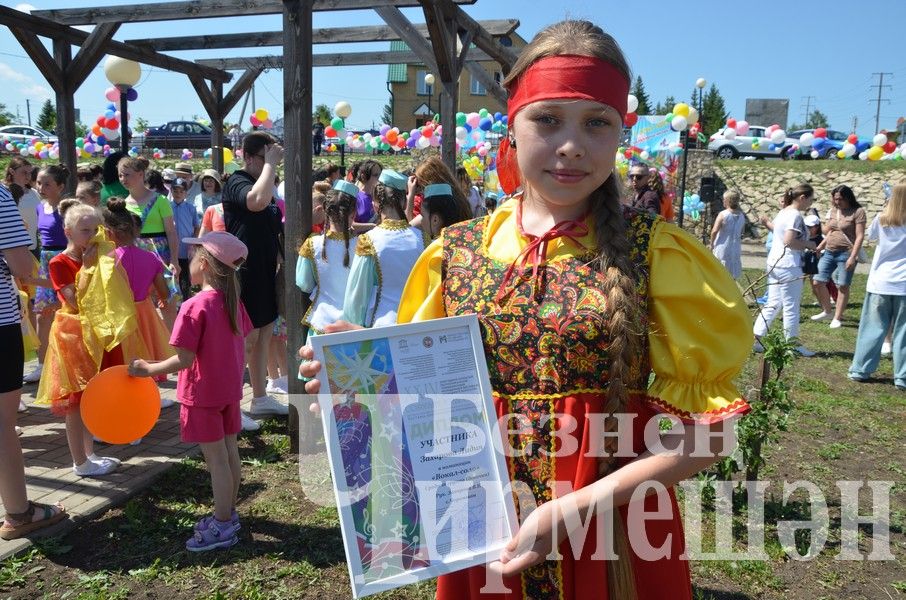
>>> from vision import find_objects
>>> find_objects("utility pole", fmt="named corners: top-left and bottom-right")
top-left (800, 95), bottom-right (816, 126)
top-left (851, 115), bottom-right (858, 134)
top-left (870, 72), bottom-right (892, 133)
top-left (26, 100), bottom-right (31, 126)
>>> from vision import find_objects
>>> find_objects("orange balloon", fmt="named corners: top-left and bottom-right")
top-left (81, 365), bottom-right (161, 444)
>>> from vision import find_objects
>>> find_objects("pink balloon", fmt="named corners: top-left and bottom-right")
top-left (105, 87), bottom-right (120, 102)
top-left (263, 119), bottom-right (273, 129)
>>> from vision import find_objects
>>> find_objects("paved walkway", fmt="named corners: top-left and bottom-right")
top-left (0, 361), bottom-right (258, 561)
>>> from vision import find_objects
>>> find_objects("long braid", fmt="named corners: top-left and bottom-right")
top-left (374, 182), bottom-right (406, 220)
top-left (322, 189), bottom-right (356, 267)
top-left (591, 174), bottom-right (643, 600)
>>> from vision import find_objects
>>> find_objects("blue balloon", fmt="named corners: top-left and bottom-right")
top-left (494, 112), bottom-right (502, 121)
top-left (769, 143), bottom-right (777, 151)
top-left (463, 123), bottom-right (472, 133)
top-left (856, 141), bottom-right (870, 153)
top-left (479, 117), bottom-right (492, 131)
top-left (811, 138), bottom-right (825, 150)
top-left (501, 116), bottom-right (508, 124)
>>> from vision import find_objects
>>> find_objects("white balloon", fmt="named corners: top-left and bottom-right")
top-left (901, 145), bottom-right (906, 159)
top-left (770, 129), bottom-right (786, 145)
top-left (640, 150), bottom-right (650, 160)
top-left (859, 151), bottom-right (868, 160)
top-left (687, 108), bottom-right (699, 125)
top-left (810, 150), bottom-right (819, 159)
top-left (671, 115), bottom-right (688, 131)
top-left (416, 136), bottom-right (430, 149)
top-left (799, 133), bottom-right (815, 147)
top-left (736, 120), bottom-right (749, 135)
top-left (872, 133), bottom-right (887, 147)
top-left (724, 128), bottom-right (737, 140)
top-left (455, 126), bottom-right (467, 141)
top-left (627, 94), bottom-right (639, 114)
top-left (842, 142), bottom-right (857, 157)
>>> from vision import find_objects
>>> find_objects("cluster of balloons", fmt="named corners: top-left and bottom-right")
top-left (856, 132), bottom-right (901, 161)
top-left (625, 94), bottom-right (639, 127)
top-left (180, 149), bottom-right (194, 160)
top-left (682, 192), bottom-right (704, 221)
top-left (461, 155), bottom-right (486, 180)
top-left (150, 148), bottom-right (166, 159)
top-left (455, 109), bottom-right (506, 154)
top-left (203, 147), bottom-right (238, 170)
top-left (2, 137), bottom-right (60, 160)
top-left (105, 86), bottom-right (138, 103)
top-left (249, 108), bottom-right (273, 129)
top-left (665, 102), bottom-right (700, 133)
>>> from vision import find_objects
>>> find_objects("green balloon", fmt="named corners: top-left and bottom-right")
top-left (335, 137), bottom-right (345, 145)
top-left (75, 137), bottom-right (84, 147)
top-left (456, 112), bottom-right (466, 126)
top-left (664, 113), bottom-right (674, 121)
top-left (330, 117), bottom-right (344, 129)
top-left (478, 108), bottom-right (489, 118)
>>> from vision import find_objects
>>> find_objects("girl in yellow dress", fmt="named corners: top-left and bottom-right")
top-left (301, 19), bottom-right (752, 600)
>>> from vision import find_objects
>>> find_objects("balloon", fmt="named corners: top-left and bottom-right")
top-left (810, 150), bottom-right (819, 159)
top-left (106, 118), bottom-right (119, 130)
top-left (627, 94), bottom-right (639, 114)
top-left (673, 103), bottom-right (690, 117)
top-left (687, 108), bottom-right (699, 125)
top-left (250, 115), bottom-right (261, 126)
top-left (726, 118), bottom-right (737, 129)
top-left (736, 120), bottom-right (749, 135)
top-left (842, 143), bottom-right (856, 157)
top-left (254, 108), bottom-right (269, 121)
top-left (105, 87), bottom-right (120, 102)
top-left (224, 161), bottom-right (239, 174)
top-left (872, 133), bottom-right (887, 147)
top-left (867, 146), bottom-right (884, 160)
top-left (262, 119), bottom-right (273, 129)
top-left (724, 128), bottom-right (737, 140)
top-left (455, 126), bottom-right (468, 141)
top-left (126, 88), bottom-right (138, 101)
top-left (455, 112), bottom-right (467, 126)
top-left (670, 115), bottom-right (688, 131)
top-left (798, 133), bottom-right (814, 147)
top-left (81, 366), bottom-right (161, 444)
top-left (334, 101), bottom-right (352, 118)
top-left (813, 127), bottom-right (827, 139)
top-left (883, 141), bottom-right (897, 154)
top-left (847, 134), bottom-right (858, 144)
top-left (479, 118), bottom-right (492, 131)
top-left (624, 112), bottom-right (638, 127)
top-left (324, 126), bottom-right (336, 137)
top-left (416, 136), bottom-right (431, 149)
top-left (770, 129), bottom-right (786, 145)
top-left (837, 150), bottom-right (846, 159)
top-left (812, 138), bottom-right (826, 151)
top-left (223, 148), bottom-right (234, 163)
top-left (466, 112), bottom-right (480, 128)
top-left (335, 117), bottom-right (348, 130)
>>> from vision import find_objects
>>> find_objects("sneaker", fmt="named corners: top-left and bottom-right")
top-left (23, 364), bottom-right (42, 383)
top-left (810, 311), bottom-right (832, 321)
top-left (881, 341), bottom-right (892, 356)
top-left (185, 520), bottom-right (238, 552)
top-left (195, 510), bottom-right (240, 533)
top-left (266, 376), bottom-right (288, 395)
top-left (73, 458), bottom-right (119, 477)
top-left (795, 346), bottom-right (816, 357)
top-left (829, 319), bottom-right (842, 329)
top-left (849, 375), bottom-right (869, 383)
top-left (249, 395), bottom-right (289, 416)
top-left (753, 340), bottom-right (765, 353)
top-left (17, 399), bottom-right (27, 412)
top-left (87, 453), bottom-right (121, 466)
top-left (160, 397), bottom-right (175, 409)
top-left (240, 412), bottom-right (260, 431)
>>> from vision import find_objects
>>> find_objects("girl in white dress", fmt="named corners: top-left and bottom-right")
top-left (710, 190), bottom-right (745, 279)
top-left (342, 170), bottom-right (425, 327)
top-left (295, 181), bottom-right (358, 335)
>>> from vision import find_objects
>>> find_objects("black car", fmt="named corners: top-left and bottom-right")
top-left (143, 121), bottom-right (232, 151)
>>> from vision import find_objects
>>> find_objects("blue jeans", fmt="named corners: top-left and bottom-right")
top-left (848, 292), bottom-right (906, 387)
top-left (814, 248), bottom-right (855, 286)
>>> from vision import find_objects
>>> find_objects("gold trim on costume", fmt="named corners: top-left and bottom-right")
top-left (355, 233), bottom-right (376, 257)
top-left (378, 218), bottom-right (411, 231)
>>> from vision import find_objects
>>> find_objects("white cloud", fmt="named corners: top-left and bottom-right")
top-left (0, 63), bottom-right (53, 100)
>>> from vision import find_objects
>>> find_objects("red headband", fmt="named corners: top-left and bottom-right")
top-left (498, 54), bottom-right (630, 194)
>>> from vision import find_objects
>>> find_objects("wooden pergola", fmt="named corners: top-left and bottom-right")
top-left (2, 0), bottom-right (518, 450)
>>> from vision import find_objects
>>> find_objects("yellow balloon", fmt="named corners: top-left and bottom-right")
top-left (254, 108), bottom-right (269, 122)
top-left (837, 150), bottom-right (846, 159)
top-left (223, 148), bottom-right (234, 164)
top-left (673, 103), bottom-right (690, 118)
top-left (34, 142), bottom-right (44, 151)
top-left (867, 146), bottom-right (884, 161)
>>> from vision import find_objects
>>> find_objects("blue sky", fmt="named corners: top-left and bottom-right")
top-left (2, 1), bottom-right (905, 137)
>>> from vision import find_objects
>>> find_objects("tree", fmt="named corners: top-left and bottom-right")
top-left (790, 109), bottom-right (830, 131)
top-left (701, 83), bottom-right (729, 136)
top-left (134, 116), bottom-right (150, 133)
top-left (630, 76), bottom-right (651, 115)
top-left (313, 104), bottom-right (332, 126)
top-left (0, 102), bottom-right (14, 126)
top-left (36, 99), bottom-right (55, 131)
top-left (381, 102), bottom-right (393, 126)
top-left (654, 95), bottom-right (677, 116)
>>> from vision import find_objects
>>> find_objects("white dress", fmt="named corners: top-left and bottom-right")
top-left (712, 209), bottom-right (745, 279)
top-left (295, 231), bottom-right (357, 334)
top-left (342, 219), bottom-right (425, 327)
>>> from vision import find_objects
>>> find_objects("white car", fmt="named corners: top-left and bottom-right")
top-left (707, 125), bottom-right (782, 159)
top-left (0, 124), bottom-right (58, 145)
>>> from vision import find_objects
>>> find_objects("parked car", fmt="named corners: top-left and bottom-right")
top-left (707, 125), bottom-right (782, 159)
top-left (143, 121), bottom-right (232, 151)
top-left (0, 124), bottom-right (58, 145)
top-left (781, 129), bottom-right (867, 160)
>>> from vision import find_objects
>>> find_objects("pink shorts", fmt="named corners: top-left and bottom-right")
top-left (180, 402), bottom-right (241, 444)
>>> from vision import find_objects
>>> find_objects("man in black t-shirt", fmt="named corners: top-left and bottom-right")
top-left (221, 132), bottom-right (288, 424)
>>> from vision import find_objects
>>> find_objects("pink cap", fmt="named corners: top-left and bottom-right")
top-left (183, 231), bottom-right (248, 268)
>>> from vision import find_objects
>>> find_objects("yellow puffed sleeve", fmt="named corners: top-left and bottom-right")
top-left (397, 237), bottom-right (446, 323)
top-left (646, 222), bottom-right (752, 424)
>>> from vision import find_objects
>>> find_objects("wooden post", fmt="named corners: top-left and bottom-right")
top-left (211, 81), bottom-right (225, 173)
top-left (283, 0), bottom-right (315, 454)
top-left (52, 39), bottom-right (77, 194)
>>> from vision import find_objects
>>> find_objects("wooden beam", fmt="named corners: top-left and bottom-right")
top-left (464, 61), bottom-right (507, 105)
top-left (0, 6), bottom-right (231, 83)
top-left (453, 29), bottom-right (473, 77)
top-left (67, 22), bottom-right (119, 88)
top-left (441, 0), bottom-right (517, 73)
top-left (124, 19), bottom-right (517, 52)
top-left (195, 49), bottom-right (493, 70)
top-left (8, 27), bottom-right (62, 91)
top-left (33, 0), bottom-right (475, 25)
top-left (420, 0), bottom-right (454, 82)
top-left (52, 39), bottom-right (77, 195)
top-left (220, 68), bottom-right (262, 116)
top-left (188, 74), bottom-right (217, 118)
top-left (372, 6), bottom-right (438, 73)
top-left (282, 0), bottom-right (316, 454)
top-left (210, 81), bottom-right (224, 173)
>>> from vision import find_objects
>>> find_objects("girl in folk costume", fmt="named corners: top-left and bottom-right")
top-left (102, 198), bottom-right (176, 397)
top-left (342, 170), bottom-right (425, 327)
top-left (303, 20), bottom-right (752, 600)
top-left (295, 182), bottom-right (358, 336)
top-left (418, 183), bottom-right (471, 243)
top-left (37, 200), bottom-right (145, 476)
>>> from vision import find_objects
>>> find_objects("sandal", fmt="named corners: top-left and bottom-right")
top-left (0, 501), bottom-right (67, 540)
